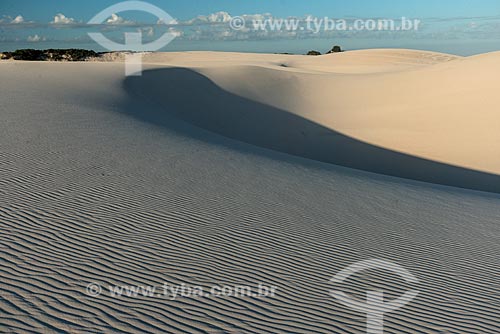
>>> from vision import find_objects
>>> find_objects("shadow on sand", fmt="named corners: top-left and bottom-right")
top-left (122, 67), bottom-right (500, 194)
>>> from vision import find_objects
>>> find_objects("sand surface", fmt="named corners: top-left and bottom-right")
top-left (0, 50), bottom-right (499, 333)
top-left (128, 50), bottom-right (500, 193)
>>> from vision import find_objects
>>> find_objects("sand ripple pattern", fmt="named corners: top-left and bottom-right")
top-left (0, 62), bottom-right (499, 333)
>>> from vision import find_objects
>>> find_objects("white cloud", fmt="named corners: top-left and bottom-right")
top-left (168, 27), bottom-right (182, 37)
top-left (51, 13), bottom-right (75, 24)
top-left (11, 15), bottom-right (24, 24)
top-left (184, 12), bottom-right (274, 26)
top-left (241, 13), bottom-right (273, 21)
top-left (188, 11), bottom-right (232, 24)
top-left (27, 34), bottom-right (45, 42)
top-left (175, 12), bottom-right (277, 41)
top-left (0, 15), bottom-right (29, 24)
top-left (106, 13), bottom-right (133, 25)
top-left (157, 18), bottom-right (178, 25)
top-left (138, 27), bottom-right (154, 37)
top-left (206, 11), bottom-right (232, 23)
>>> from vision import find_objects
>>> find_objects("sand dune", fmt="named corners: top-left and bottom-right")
top-left (125, 49), bottom-right (500, 193)
top-left (145, 50), bottom-right (500, 177)
top-left (0, 50), bottom-right (499, 333)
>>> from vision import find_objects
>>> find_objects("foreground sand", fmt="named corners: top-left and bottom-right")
top-left (0, 50), bottom-right (499, 333)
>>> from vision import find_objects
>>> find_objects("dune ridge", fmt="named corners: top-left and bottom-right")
top-left (141, 49), bottom-right (500, 176)
top-left (120, 50), bottom-right (500, 193)
top-left (0, 50), bottom-right (499, 333)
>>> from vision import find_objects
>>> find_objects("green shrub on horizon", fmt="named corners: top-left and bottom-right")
top-left (307, 50), bottom-right (322, 56)
top-left (327, 45), bottom-right (343, 54)
top-left (1, 49), bottom-right (100, 61)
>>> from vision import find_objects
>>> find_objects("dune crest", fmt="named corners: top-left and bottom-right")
top-left (121, 49), bottom-right (500, 192)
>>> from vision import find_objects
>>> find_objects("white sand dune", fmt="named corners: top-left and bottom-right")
top-left (127, 49), bottom-right (500, 192)
top-left (0, 50), bottom-right (499, 333)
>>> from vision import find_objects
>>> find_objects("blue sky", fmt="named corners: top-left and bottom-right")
top-left (2, 0), bottom-right (500, 21)
top-left (1, 0), bottom-right (500, 55)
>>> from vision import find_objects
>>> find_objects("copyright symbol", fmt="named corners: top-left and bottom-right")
top-left (230, 16), bottom-right (245, 30)
top-left (86, 283), bottom-right (102, 297)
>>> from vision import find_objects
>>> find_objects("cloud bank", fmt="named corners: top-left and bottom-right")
top-left (51, 13), bottom-right (76, 25)
top-left (1, 11), bottom-right (500, 45)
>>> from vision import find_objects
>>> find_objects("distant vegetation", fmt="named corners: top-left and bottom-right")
top-left (327, 45), bottom-right (343, 54)
top-left (307, 50), bottom-right (322, 56)
top-left (0, 49), bottom-right (100, 61)
top-left (307, 45), bottom-right (344, 56)
top-left (0, 47), bottom-right (345, 60)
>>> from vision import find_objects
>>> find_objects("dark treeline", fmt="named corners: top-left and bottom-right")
top-left (1, 49), bottom-right (101, 61)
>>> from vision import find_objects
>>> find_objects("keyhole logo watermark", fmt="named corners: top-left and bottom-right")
top-left (330, 259), bottom-right (419, 334)
top-left (87, 1), bottom-right (177, 76)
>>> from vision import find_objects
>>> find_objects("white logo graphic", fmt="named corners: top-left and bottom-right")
top-left (330, 259), bottom-right (419, 334)
top-left (88, 1), bottom-right (177, 76)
